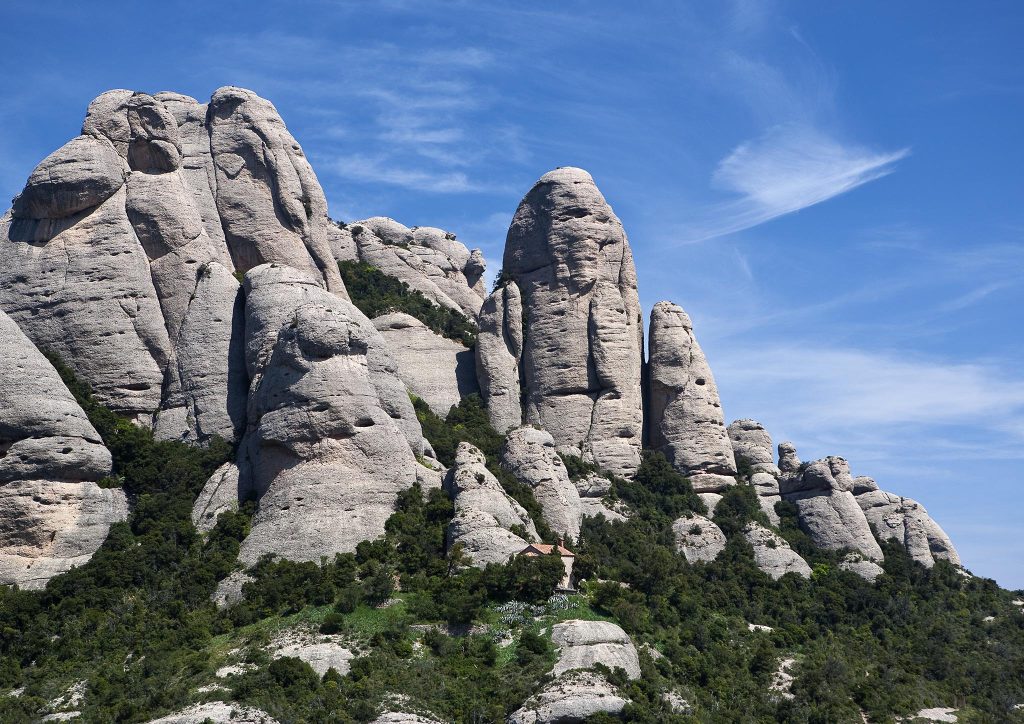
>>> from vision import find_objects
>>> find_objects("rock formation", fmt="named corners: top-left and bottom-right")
top-left (144, 702), bottom-right (278, 724)
top-left (751, 472), bottom-right (783, 526)
top-left (444, 442), bottom-right (538, 567)
top-left (508, 670), bottom-right (630, 724)
top-left (778, 454), bottom-right (883, 561)
top-left (501, 427), bottom-right (583, 540)
top-left (854, 477), bottom-right (960, 567)
top-left (742, 522), bottom-right (811, 580)
top-left (192, 462), bottom-right (241, 535)
top-left (549, 620), bottom-right (641, 679)
top-left (839, 553), bottom-right (885, 582)
top-left (647, 301), bottom-right (737, 491)
top-left (372, 312), bottom-right (477, 417)
top-left (341, 218), bottom-right (486, 318)
top-left (728, 419), bottom-right (780, 475)
top-left (672, 514), bottom-right (727, 564)
top-left (235, 264), bottom-right (422, 565)
top-left (477, 168), bottom-right (644, 477)
top-left (0, 309), bottom-right (126, 588)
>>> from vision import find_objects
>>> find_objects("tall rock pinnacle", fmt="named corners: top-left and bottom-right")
top-left (647, 301), bottom-right (737, 491)
top-left (476, 168), bottom-right (644, 477)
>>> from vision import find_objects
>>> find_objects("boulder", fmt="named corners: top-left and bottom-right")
top-left (647, 302), bottom-right (737, 485)
top-left (508, 670), bottom-right (629, 724)
top-left (856, 485), bottom-right (960, 567)
top-left (838, 553), bottom-right (885, 582)
top-left (779, 456), bottom-right (883, 561)
top-left (0, 309), bottom-right (125, 588)
top-left (728, 419), bottom-right (780, 476)
top-left (348, 217), bottom-right (485, 318)
top-left (672, 514), bottom-right (727, 564)
top-left (479, 168), bottom-right (644, 477)
top-left (372, 312), bottom-right (477, 417)
top-left (444, 442), bottom-right (538, 567)
top-left (11, 135), bottom-right (124, 220)
top-left (502, 427), bottom-right (583, 540)
top-left (742, 522), bottom-right (811, 580)
top-left (549, 620), bottom-right (641, 679)
top-left (235, 264), bottom-right (420, 565)
top-left (270, 629), bottom-right (355, 676)
top-left (475, 283), bottom-right (523, 435)
top-left (777, 441), bottom-right (801, 474)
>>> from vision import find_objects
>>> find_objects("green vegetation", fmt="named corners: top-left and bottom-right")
top-left (338, 259), bottom-right (477, 347)
top-left (1, 360), bottom-right (1022, 722)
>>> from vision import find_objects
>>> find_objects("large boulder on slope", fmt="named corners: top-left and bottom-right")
top-left (0, 309), bottom-right (125, 589)
top-left (647, 301), bottom-right (737, 490)
top-left (742, 522), bottom-right (811, 580)
top-left (444, 442), bottom-right (538, 567)
top-left (672, 514), bottom-right (727, 564)
top-left (501, 427), bottom-right (583, 541)
top-left (234, 264), bottom-right (421, 565)
top-left (372, 312), bottom-right (477, 417)
top-left (550, 620), bottom-right (641, 679)
top-left (477, 168), bottom-right (644, 477)
top-left (508, 670), bottom-right (630, 724)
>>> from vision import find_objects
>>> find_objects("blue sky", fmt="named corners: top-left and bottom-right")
top-left (2, 1), bottom-right (1022, 588)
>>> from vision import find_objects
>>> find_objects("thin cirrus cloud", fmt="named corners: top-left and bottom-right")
top-left (680, 124), bottom-right (909, 243)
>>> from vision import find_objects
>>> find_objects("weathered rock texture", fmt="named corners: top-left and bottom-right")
top-left (192, 462), bottom-right (241, 535)
top-left (0, 86), bottom-right (347, 445)
top-left (370, 714), bottom-right (445, 724)
top-left (0, 309), bottom-right (126, 588)
top-left (372, 312), bottom-right (477, 417)
top-left (728, 419), bottom-right (780, 475)
top-left (838, 553), bottom-right (885, 582)
top-left (508, 670), bottom-right (629, 724)
top-left (477, 168), bottom-right (644, 477)
top-left (236, 264), bottom-right (421, 565)
top-left (647, 302), bottom-right (737, 491)
top-left (502, 427), bottom-right (583, 540)
top-left (444, 442), bottom-right (538, 567)
top-left (672, 514), bottom-right (727, 564)
top-left (779, 455), bottom-right (883, 561)
top-left (550, 620), bottom-right (641, 680)
top-left (144, 702), bottom-right (279, 724)
top-left (345, 218), bottom-right (486, 318)
top-left (742, 522), bottom-right (811, 580)
top-left (854, 477), bottom-right (960, 567)
top-left (751, 472), bottom-right (783, 526)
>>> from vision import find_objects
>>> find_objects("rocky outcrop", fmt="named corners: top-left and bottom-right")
top-left (346, 217), bottom-right (486, 318)
top-left (778, 441), bottom-right (801, 474)
top-left (839, 553), bottom-right (885, 582)
top-left (144, 702), bottom-right (278, 724)
top-left (750, 472), bottom-right (783, 526)
top-left (270, 628), bottom-right (355, 676)
top-left (672, 514), bottom-right (727, 564)
top-left (550, 620), bottom-right (641, 679)
top-left (235, 264), bottom-right (421, 565)
top-left (502, 427), bottom-right (583, 540)
top-left (192, 461), bottom-right (241, 535)
top-left (370, 715), bottom-right (445, 724)
top-left (0, 86), bottom-right (349, 443)
top-left (508, 670), bottom-right (629, 724)
top-left (742, 522), bottom-right (811, 580)
top-left (0, 309), bottom-right (126, 588)
top-left (372, 312), bottom-right (477, 417)
top-left (475, 283), bottom-right (523, 435)
top-left (854, 478), bottom-right (960, 567)
top-left (478, 168), bottom-right (644, 477)
top-left (779, 455), bottom-right (883, 561)
top-left (728, 419), bottom-right (780, 475)
top-left (444, 442), bottom-right (538, 567)
top-left (647, 302), bottom-right (736, 492)
top-left (573, 472), bottom-right (627, 523)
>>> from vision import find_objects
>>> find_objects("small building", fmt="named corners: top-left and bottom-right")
top-left (519, 539), bottom-right (576, 591)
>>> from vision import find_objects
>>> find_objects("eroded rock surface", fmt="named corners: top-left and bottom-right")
top-left (508, 670), bottom-right (629, 724)
top-left (236, 264), bottom-right (420, 565)
top-left (647, 302), bottom-right (736, 489)
top-left (373, 312), bottom-right (477, 417)
top-left (478, 168), bottom-right (644, 476)
top-left (550, 620), bottom-right (641, 679)
top-left (0, 309), bottom-right (126, 588)
top-left (742, 522), bottom-right (811, 580)
top-left (855, 479), bottom-right (960, 567)
top-left (672, 514), bottom-right (726, 564)
top-left (502, 427), bottom-right (582, 540)
top-left (728, 419), bottom-right (780, 476)
top-left (444, 442), bottom-right (538, 567)
top-left (144, 702), bottom-right (278, 724)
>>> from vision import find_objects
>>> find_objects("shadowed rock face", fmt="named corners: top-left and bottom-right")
top-left (647, 301), bottom-right (737, 490)
top-left (477, 168), bottom-right (644, 477)
top-left (0, 87), bottom-right (345, 443)
top-left (0, 308), bottom-right (125, 588)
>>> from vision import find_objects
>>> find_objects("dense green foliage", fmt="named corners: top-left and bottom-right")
top-left (338, 259), bottom-right (477, 347)
top-left (2, 359), bottom-right (1022, 722)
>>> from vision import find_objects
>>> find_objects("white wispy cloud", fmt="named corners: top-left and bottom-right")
top-left (681, 124), bottom-right (908, 242)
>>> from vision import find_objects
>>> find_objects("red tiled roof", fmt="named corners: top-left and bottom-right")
top-left (520, 542), bottom-right (574, 557)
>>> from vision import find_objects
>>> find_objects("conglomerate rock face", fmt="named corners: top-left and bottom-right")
top-left (501, 426), bottom-right (583, 541)
top-left (728, 419), bottom-right (780, 476)
top-left (0, 309), bottom-right (126, 588)
top-left (854, 477), bottom-right (960, 567)
top-left (235, 264), bottom-right (421, 565)
top-left (647, 301), bottom-right (737, 491)
top-left (477, 168), bottom-right (644, 477)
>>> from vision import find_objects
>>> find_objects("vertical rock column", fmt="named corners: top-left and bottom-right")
top-left (477, 168), bottom-right (644, 477)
